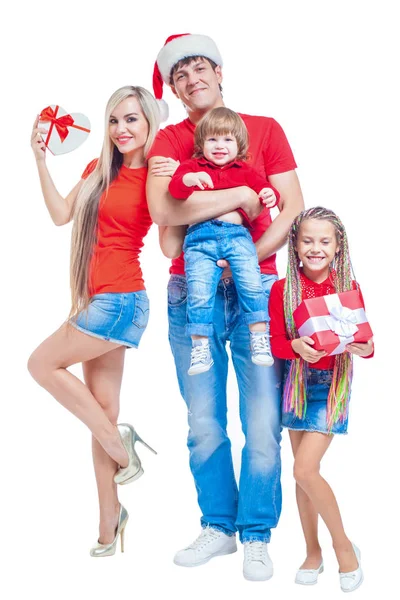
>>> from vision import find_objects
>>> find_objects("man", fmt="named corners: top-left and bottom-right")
top-left (146, 33), bottom-right (304, 581)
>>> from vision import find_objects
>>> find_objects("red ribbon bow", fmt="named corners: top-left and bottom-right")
top-left (39, 106), bottom-right (75, 143)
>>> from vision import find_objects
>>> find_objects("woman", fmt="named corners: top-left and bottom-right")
top-left (28, 86), bottom-right (170, 556)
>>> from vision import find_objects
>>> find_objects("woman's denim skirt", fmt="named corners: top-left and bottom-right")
top-left (70, 291), bottom-right (149, 349)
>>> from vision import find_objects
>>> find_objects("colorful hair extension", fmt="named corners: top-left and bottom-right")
top-left (283, 206), bottom-right (354, 429)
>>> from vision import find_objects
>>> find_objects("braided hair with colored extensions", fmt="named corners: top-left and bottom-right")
top-left (283, 207), bottom-right (354, 429)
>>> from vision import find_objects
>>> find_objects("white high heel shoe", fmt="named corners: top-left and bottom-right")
top-left (295, 561), bottom-right (324, 585)
top-left (90, 504), bottom-right (129, 557)
top-left (339, 544), bottom-right (364, 593)
top-left (114, 423), bottom-right (157, 485)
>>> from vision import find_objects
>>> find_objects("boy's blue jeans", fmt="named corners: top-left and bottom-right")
top-left (182, 220), bottom-right (269, 337)
top-left (167, 272), bottom-right (282, 543)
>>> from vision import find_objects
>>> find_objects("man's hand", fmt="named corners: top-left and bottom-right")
top-left (291, 337), bottom-right (327, 363)
top-left (183, 171), bottom-right (214, 190)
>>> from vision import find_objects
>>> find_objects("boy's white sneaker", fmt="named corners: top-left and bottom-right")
top-left (174, 527), bottom-right (237, 567)
top-left (243, 541), bottom-right (273, 581)
top-left (188, 339), bottom-right (214, 375)
top-left (250, 332), bottom-right (274, 367)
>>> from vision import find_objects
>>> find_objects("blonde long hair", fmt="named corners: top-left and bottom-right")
top-left (69, 86), bottom-right (160, 317)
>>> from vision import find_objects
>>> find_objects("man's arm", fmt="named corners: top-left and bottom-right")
top-left (147, 156), bottom-right (263, 226)
top-left (255, 170), bottom-right (304, 261)
top-left (158, 225), bottom-right (187, 259)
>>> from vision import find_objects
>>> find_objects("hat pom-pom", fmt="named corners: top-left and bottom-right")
top-left (157, 99), bottom-right (169, 123)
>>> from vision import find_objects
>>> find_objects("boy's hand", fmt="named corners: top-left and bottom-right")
top-left (183, 171), bottom-right (214, 190)
top-left (346, 339), bottom-right (374, 357)
top-left (259, 187), bottom-right (277, 208)
top-left (150, 158), bottom-right (180, 177)
top-left (291, 337), bottom-right (327, 363)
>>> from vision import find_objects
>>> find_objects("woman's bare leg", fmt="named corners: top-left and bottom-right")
top-left (292, 431), bottom-right (358, 572)
top-left (83, 347), bottom-right (125, 544)
top-left (289, 430), bottom-right (322, 569)
top-left (28, 323), bottom-right (128, 466)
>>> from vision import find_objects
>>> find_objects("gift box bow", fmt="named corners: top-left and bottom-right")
top-left (324, 303), bottom-right (359, 338)
top-left (295, 290), bottom-right (372, 355)
top-left (40, 105), bottom-right (90, 145)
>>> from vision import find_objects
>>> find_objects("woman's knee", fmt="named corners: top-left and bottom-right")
top-left (27, 350), bottom-right (51, 386)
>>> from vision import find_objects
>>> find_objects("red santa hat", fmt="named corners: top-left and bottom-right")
top-left (153, 34), bottom-right (223, 122)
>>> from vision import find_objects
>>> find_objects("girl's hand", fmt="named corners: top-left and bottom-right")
top-left (291, 336), bottom-right (327, 363)
top-left (150, 158), bottom-right (180, 177)
top-left (182, 171), bottom-right (214, 190)
top-left (259, 187), bottom-right (277, 208)
top-left (346, 339), bottom-right (374, 357)
top-left (31, 115), bottom-right (48, 161)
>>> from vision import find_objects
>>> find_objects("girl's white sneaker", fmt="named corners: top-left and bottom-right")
top-left (339, 544), bottom-right (364, 593)
top-left (295, 561), bottom-right (324, 585)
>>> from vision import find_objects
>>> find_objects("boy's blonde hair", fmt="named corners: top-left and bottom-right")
top-left (194, 107), bottom-right (249, 160)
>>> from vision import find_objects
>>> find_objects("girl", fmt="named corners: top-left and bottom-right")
top-left (28, 86), bottom-right (170, 557)
top-left (269, 206), bottom-right (373, 592)
top-left (163, 107), bottom-right (279, 375)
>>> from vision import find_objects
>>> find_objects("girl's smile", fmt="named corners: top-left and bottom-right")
top-left (296, 218), bottom-right (339, 282)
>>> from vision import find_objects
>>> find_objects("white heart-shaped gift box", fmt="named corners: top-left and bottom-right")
top-left (39, 105), bottom-right (91, 155)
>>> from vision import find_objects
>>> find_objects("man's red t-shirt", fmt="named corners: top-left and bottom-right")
top-left (148, 114), bottom-right (297, 275)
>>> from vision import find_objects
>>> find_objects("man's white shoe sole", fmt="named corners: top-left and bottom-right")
top-left (174, 545), bottom-right (237, 567)
top-left (243, 569), bottom-right (273, 582)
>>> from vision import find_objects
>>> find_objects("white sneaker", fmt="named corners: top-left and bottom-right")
top-left (250, 332), bottom-right (274, 367)
top-left (243, 541), bottom-right (273, 581)
top-left (340, 544), bottom-right (364, 593)
top-left (188, 340), bottom-right (214, 376)
top-left (174, 527), bottom-right (237, 567)
top-left (295, 561), bottom-right (324, 585)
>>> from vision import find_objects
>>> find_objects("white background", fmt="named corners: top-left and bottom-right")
top-left (1, 1), bottom-right (398, 598)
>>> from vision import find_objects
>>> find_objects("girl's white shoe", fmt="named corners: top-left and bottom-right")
top-left (295, 561), bottom-right (324, 585)
top-left (339, 544), bottom-right (364, 593)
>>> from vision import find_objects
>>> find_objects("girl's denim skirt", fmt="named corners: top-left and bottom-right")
top-left (281, 363), bottom-right (348, 435)
top-left (70, 291), bottom-right (149, 349)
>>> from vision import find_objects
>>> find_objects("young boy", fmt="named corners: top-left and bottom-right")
top-left (168, 107), bottom-right (280, 375)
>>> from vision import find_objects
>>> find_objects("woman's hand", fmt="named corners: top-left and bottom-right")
top-left (346, 339), bottom-right (374, 357)
top-left (150, 158), bottom-right (180, 177)
top-left (291, 337), bottom-right (327, 363)
top-left (31, 115), bottom-right (48, 161)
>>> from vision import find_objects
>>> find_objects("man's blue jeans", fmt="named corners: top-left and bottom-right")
top-left (183, 220), bottom-right (268, 337)
top-left (167, 273), bottom-right (282, 543)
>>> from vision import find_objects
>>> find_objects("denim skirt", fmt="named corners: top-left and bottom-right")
top-left (70, 291), bottom-right (149, 348)
top-left (281, 364), bottom-right (348, 435)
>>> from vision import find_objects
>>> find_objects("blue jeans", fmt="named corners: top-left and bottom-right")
top-left (182, 220), bottom-right (269, 337)
top-left (167, 273), bottom-right (282, 543)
